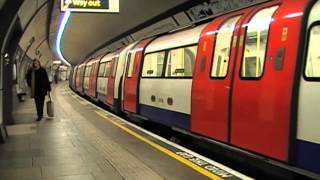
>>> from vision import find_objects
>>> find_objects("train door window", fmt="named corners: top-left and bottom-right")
top-left (79, 67), bottom-right (83, 78)
top-left (98, 63), bottom-right (106, 77)
top-left (81, 66), bottom-right (85, 77)
top-left (127, 51), bottom-right (136, 77)
top-left (112, 57), bottom-right (119, 77)
top-left (211, 16), bottom-right (241, 78)
top-left (95, 63), bottom-right (99, 74)
top-left (305, 25), bottom-right (320, 78)
top-left (74, 67), bottom-right (78, 81)
top-left (89, 66), bottom-right (92, 76)
top-left (104, 61), bottom-right (112, 77)
top-left (142, 51), bottom-right (165, 77)
top-left (84, 65), bottom-right (92, 77)
top-left (165, 46), bottom-right (197, 77)
top-left (84, 66), bottom-right (88, 77)
top-left (90, 63), bottom-right (96, 76)
top-left (241, 6), bottom-right (278, 78)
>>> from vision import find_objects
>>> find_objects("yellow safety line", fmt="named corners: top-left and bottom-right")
top-left (65, 89), bottom-right (87, 105)
top-left (72, 95), bottom-right (87, 105)
top-left (95, 110), bottom-right (224, 180)
top-left (77, 99), bottom-right (87, 105)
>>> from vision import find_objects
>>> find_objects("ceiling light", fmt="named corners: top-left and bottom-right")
top-left (55, 11), bottom-right (71, 66)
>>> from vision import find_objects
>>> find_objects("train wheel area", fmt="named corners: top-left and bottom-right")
top-left (0, 82), bottom-right (251, 180)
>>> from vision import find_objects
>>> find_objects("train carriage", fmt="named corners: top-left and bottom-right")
top-left (70, 0), bottom-right (320, 176)
top-left (191, 0), bottom-right (319, 174)
top-left (138, 24), bottom-right (207, 129)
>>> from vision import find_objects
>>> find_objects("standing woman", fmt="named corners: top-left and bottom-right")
top-left (27, 59), bottom-right (51, 121)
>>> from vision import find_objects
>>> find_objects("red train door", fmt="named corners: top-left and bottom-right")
top-left (123, 38), bottom-right (154, 113)
top-left (88, 63), bottom-right (94, 97)
top-left (191, 10), bottom-right (250, 142)
top-left (230, 1), bottom-right (308, 161)
top-left (89, 60), bottom-right (99, 98)
top-left (107, 55), bottom-right (119, 106)
top-left (79, 65), bottom-right (85, 94)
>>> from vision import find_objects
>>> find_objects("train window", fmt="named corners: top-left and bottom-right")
top-left (211, 16), bottom-right (241, 78)
top-left (84, 66), bottom-right (92, 77)
top-left (112, 57), bottom-right (119, 77)
top-left (305, 25), bottom-right (320, 78)
top-left (81, 66), bottom-right (85, 77)
top-left (127, 51), bottom-right (136, 77)
top-left (142, 51), bottom-right (165, 77)
top-left (165, 46), bottom-right (197, 77)
top-left (98, 63), bottom-right (106, 77)
top-left (84, 67), bottom-right (87, 77)
top-left (79, 67), bottom-right (83, 78)
top-left (90, 63), bottom-right (96, 76)
top-left (241, 6), bottom-right (278, 78)
top-left (104, 61), bottom-right (112, 77)
top-left (88, 66), bottom-right (92, 77)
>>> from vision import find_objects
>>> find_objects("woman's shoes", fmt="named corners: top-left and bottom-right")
top-left (36, 117), bottom-right (42, 121)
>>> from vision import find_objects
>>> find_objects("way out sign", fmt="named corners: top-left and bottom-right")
top-left (61, 0), bottom-right (119, 13)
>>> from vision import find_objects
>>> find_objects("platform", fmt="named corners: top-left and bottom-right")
top-left (0, 82), bottom-right (252, 180)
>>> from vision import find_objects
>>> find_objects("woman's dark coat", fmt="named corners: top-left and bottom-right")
top-left (27, 67), bottom-right (51, 98)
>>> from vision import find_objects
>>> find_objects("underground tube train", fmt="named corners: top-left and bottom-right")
top-left (69, 0), bottom-right (320, 176)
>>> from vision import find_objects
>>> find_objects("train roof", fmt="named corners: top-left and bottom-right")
top-left (100, 52), bottom-right (115, 63)
top-left (145, 23), bottom-right (208, 53)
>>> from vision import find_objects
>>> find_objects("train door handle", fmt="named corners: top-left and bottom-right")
top-left (274, 48), bottom-right (285, 71)
top-left (200, 56), bottom-right (206, 72)
top-left (167, 97), bottom-right (173, 105)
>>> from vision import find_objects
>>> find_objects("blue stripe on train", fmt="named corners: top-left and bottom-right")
top-left (139, 104), bottom-right (190, 130)
top-left (295, 139), bottom-right (320, 174)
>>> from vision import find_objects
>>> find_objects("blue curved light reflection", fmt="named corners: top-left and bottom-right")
top-left (55, 11), bottom-right (71, 66)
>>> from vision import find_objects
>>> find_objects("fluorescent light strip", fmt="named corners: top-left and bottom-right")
top-left (55, 11), bottom-right (71, 66)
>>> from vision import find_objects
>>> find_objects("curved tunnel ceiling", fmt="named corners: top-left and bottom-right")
top-left (49, 0), bottom-right (188, 65)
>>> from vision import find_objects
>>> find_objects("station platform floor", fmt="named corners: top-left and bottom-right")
top-left (0, 82), bottom-right (252, 180)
